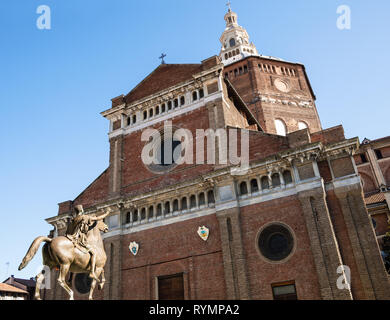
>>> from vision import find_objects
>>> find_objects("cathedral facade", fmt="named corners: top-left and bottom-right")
top-left (45, 8), bottom-right (390, 300)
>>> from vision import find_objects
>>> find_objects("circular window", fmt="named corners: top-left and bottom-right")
top-left (143, 127), bottom-right (186, 174)
top-left (274, 78), bottom-right (290, 93)
top-left (74, 273), bottom-right (92, 295)
top-left (258, 224), bottom-right (294, 262)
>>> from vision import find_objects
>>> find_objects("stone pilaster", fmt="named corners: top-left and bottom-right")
top-left (298, 185), bottom-right (353, 300)
top-left (216, 207), bottom-right (250, 300)
top-left (334, 182), bottom-right (390, 300)
top-left (103, 235), bottom-right (122, 300)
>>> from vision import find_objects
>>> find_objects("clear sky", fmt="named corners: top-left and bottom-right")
top-left (0, 0), bottom-right (389, 280)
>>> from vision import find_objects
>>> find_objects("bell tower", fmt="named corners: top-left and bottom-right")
top-left (219, 5), bottom-right (259, 66)
top-left (220, 5), bottom-right (323, 135)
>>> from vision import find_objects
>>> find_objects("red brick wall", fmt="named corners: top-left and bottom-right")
top-left (73, 169), bottom-right (109, 210)
top-left (120, 214), bottom-right (226, 300)
top-left (120, 107), bottom-right (214, 197)
top-left (239, 195), bottom-right (322, 300)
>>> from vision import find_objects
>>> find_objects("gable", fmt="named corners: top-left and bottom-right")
top-left (124, 64), bottom-right (203, 105)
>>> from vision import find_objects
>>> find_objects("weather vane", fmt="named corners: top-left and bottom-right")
top-left (159, 53), bottom-right (167, 64)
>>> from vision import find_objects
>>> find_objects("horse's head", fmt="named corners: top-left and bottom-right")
top-left (88, 210), bottom-right (110, 234)
top-left (97, 219), bottom-right (108, 233)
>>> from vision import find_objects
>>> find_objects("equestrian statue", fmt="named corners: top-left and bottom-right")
top-left (18, 205), bottom-right (111, 300)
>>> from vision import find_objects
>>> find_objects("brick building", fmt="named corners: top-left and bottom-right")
top-left (45, 8), bottom-right (390, 300)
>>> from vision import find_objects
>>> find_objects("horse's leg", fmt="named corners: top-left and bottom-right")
top-left (34, 271), bottom-right (44, 300)
top-left (98, 269), bottom-right (106, 290)
top-left (57, 264), bottom-right (74, 300)
top-left (88, 268), bottom-right (102, 300)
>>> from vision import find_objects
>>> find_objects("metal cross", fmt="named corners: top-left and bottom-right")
top-left (159, 53), bottom-right (167, 64)
top-left (226, 1), bottom-right (232, 11)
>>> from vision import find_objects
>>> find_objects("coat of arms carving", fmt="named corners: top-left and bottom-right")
top-left (129, 241), bottom-right (139, 256)
top-left (197, 226), bottom-right (210, 241)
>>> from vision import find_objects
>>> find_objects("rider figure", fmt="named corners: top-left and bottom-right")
top-left (66, 205), bottom-right (99, 282)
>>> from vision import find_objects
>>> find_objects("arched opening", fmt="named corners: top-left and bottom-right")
top-left (283, 170), bottom-right (293, 185)
top-left (156, 204), bottom-right (162, 218)
top-left (148, 206), bottom-right (154, 221)
top-left (207, 190), bottom-right (215, 205)
top-left (190, 195), bottom-right (197, 209)
top-left (240, 181), bottom-right (248, 195)
top-left (251, 179), bottom-right (259, 193)
top-left (261, 176), bottom-right (270, 190)
top-left (192, 91), bottom-right (198, 101)
top-left (132, 210), bottom-right (138, 223)
top-left (173, 199), bottom-right (179, 212)
top-left (229, 38), bottom-right (236, 47)
top-left (298, 121), bottom-right (308, 130)
top-left (275, 119), bottom-right (287, 136)
top-left (181, 197), bottom-right (188, 210)
top-left (164, 202), bottom-right (171, 215)
top-left (272, 173), bottom-right (281, 187)
top-left (199, 193), bottom-right (206, 206)
top-left (141, 208), bottom-right (146, 221)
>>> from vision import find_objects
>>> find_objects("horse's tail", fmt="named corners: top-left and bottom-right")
top-left (18, 237), bottom-right (52, 271)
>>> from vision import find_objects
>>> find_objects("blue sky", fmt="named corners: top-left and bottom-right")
top-left (0, 0), bottom-right (389, 280)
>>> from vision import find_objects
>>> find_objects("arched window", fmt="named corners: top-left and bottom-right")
top-left (207, 190), bottom-right (215, 205)
top-left (261, 176), bottom-right (270, 190)
top-left (143, 111), bottom-right (147, 120)
top-left (161, 103), bottom-right (166, 113)
top-left (228, 52), bottom-right (232, 58)
top-left (225, 53), bottom-right (228, 60)
top-left (168, 101), bottom-right (172, 110)
top-left (190, 195), bottom-right (197, 209)
top-left (149, 108), bottom-right (153, 118)
top-left (125, 212), bottom-right (131, 224)
top-left (283, 170), bottom-right (293, 185)
top-left (156, 204), bottom-right (162, 218)
top-left (164, 202), bottom-right (171, 214)
top-left (298, 121), bottom-right (308, 130)
top-left (148, 206), bottom-right (154, 220)
top-left (251, 179), bottom-right (259, 193)
top-left (199, 193), bottom-right (206, 206)
top-left (240, 181), bottom-right (248, 195)
top-left (199, 89), bottom-right (204, 99)
top-left (180, 96), bottom-right (185, 106)
top-left (132, 114), bottom-right (137, 124)
top-left (272, 173), bottom-right (281, 187)
top-left (141, 208), bottom-right (146, 221)
top-left (229, 38), bottom-right (236, 47)
top-left (192, 91), bottom-right (198, 101)
top-left (155, 106), bottom-right (160, 115)
top-left (181, 197), bottom-right (188, 210)
top-left (174, 98), bottom-right (179, 108)
top-left (132, 210), bottom-right (138, 222)
top-left (127, 117), bottom-right (131, 126)
top-left (275, 119), bottom-right (287, 136)
top-left (173, 199), bottom-right (179, 212)
top-left (236, 49), bottom-right (240, 55)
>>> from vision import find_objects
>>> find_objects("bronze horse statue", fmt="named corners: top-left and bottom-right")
top-left (18, 211), bottom-right (110, 300)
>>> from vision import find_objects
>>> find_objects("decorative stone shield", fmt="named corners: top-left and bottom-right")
top-left (129, 241), bottom-right (139, 256)
top-left (197, 226), bottom-right (210, 241)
